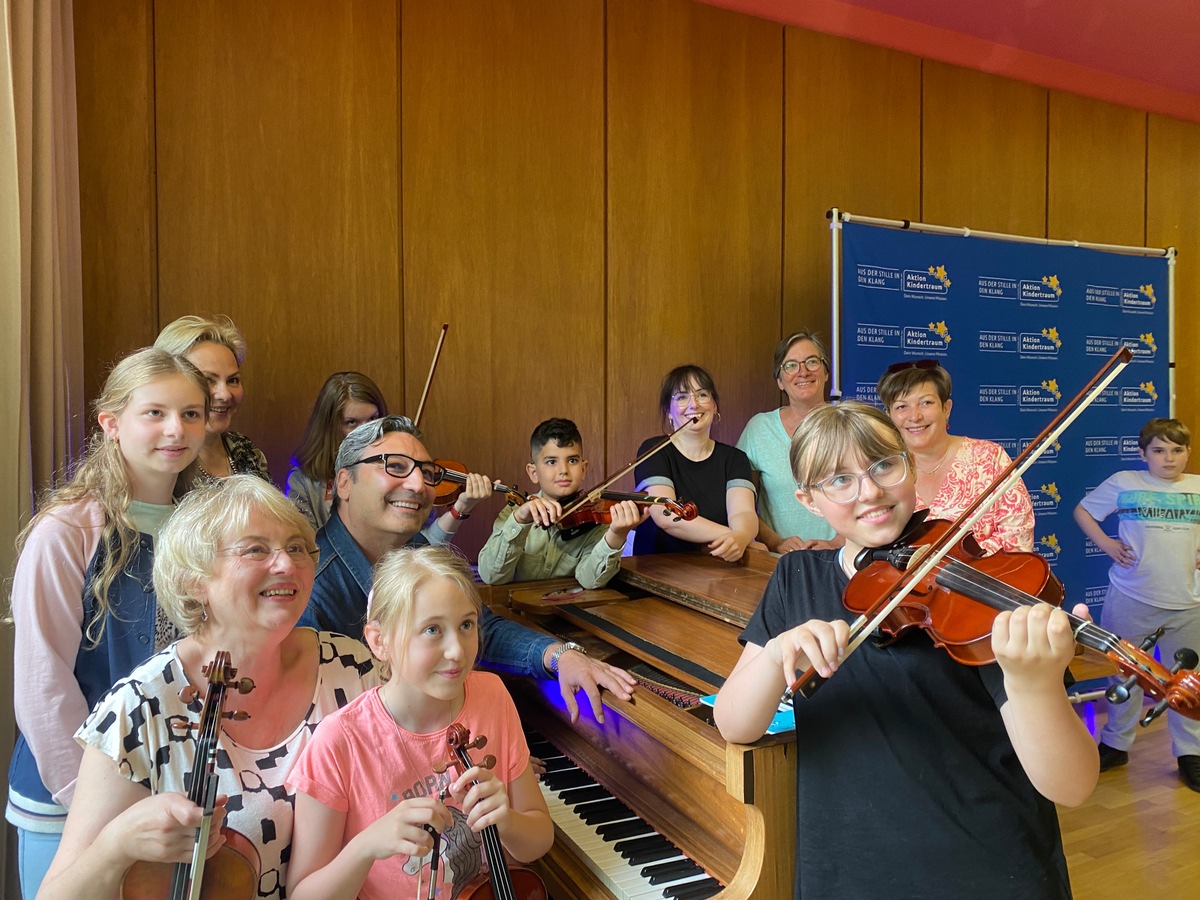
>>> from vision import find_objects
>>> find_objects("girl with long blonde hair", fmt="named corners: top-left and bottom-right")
top-left (5, 347), bottom-right (209, 897)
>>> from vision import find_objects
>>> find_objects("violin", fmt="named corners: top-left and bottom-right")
top-left (121, 651), bottom-right (260, 899)
top-left (432, 725), bottom-right (548, 900)
top-left (788, 346), bottom-right (1200, 727)
top-left (843, 513), bottom-right (1200, 722)
top-left (431, 461), bottom-right (530, 508)
top-left (555, 490), bottom-right (698, 537)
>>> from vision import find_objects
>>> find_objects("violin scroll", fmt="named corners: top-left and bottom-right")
top-left (1104, 637), bottom-right (1200, 725)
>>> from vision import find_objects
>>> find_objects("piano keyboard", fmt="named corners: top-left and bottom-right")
top-left (529, 733), bottom-right (723, 899)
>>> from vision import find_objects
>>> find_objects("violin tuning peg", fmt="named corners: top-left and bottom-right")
top-left (473, 735), bottom-right (488, 750)
top-left (432, 760), bottom-right (450, 775)
top-left (1105, 675), bottom-right (1139, 705)
top-left (1139, 626), bottom-right (1167, 653)
top-left (1175, 648), bottom-right (1200, 671)
top-left (236, 677), bottom-right (255, 694)
top-left (171, 721), bottom-right (198, 732)
top-left (1140, 698), bottom-right (1170, 727)
top-left (481, 754), bottom-right (496, 771)
top-left (223, 710), bottom-right (251, 722)
top-left (178, 686), bottom-right (200, 704)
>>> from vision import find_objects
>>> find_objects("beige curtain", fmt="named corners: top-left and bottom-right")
top-left (2, 0), bottom-right (85, 889)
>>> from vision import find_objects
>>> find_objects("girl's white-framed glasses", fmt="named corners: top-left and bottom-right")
top-left (805, 454), bottom-right (909, 504)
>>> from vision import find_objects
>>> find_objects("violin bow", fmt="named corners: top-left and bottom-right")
top-left (413, 323), bottom-right (449, 429)
top-left (557, 416), bottom-right (699, 521)
top-left (788, 346), bottom-right (1133, 701)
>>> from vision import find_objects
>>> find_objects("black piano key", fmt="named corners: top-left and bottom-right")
top-left (596, 818), bottom-right (654, 841)
top-left (644, 860), bottom-right (703, 884)
top-left (579, 799), bottom-right (635, 825)
top-left (617, 834), bottom-right (671, 852)
top-left (627, 842), bottom-right (683, 865)
top-left (614, 834), bottom-right (668, 854)
top-left (539, 755), bottom-right (577, 773)
top-left (665, 879), bottom-right (723, 899)
top-left (541, 768), bottom-right (592, 790)
top-left (557, 784), bottom-right (610, 805)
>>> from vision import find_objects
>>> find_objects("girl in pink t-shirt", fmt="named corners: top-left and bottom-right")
top-left (286, 547), bottom-right (552, 900)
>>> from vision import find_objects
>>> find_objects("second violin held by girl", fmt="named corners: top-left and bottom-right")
top-left (286, 547), bottom-right (553, 900)
top-left (713, 402), bottom-right (1099, 900)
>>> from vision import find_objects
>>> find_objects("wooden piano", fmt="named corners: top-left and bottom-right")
top-left (490, 549), bottom-right (795, 900)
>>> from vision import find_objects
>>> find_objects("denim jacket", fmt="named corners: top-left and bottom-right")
top-left (7, 534), bottom-right (156, 828)
top-left (302, 511), bottom-right (555, 678)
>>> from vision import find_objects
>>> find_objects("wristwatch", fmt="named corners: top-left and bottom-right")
top-left (548, 641), bottom-right (586, 677)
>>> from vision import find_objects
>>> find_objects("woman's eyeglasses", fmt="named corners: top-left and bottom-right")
top-left (671, 390), bottom-right (714, 406)
top-left (218, 542), bottom-right (319, 565)
top-left (884, 359), bottom-right (942, 375)
top-left (348, 452), bottom-right (445, 485)
top-left (778, 356), bottom-right (827, 376)
top-left (805, 454), bottom-right (909, 504)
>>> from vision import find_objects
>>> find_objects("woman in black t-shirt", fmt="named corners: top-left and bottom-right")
top-left (631, 365), bottom-right (759, 560)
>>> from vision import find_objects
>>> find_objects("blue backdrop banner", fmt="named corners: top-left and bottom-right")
top-left (838, 219), bottom-right (1171, 617)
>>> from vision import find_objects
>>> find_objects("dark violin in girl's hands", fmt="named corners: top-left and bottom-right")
top-left (432, 725), bottom-right (548, 900)
top-left (431, 460), bottom-right (530, 508)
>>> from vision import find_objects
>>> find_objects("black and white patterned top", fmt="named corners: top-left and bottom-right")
top-left (76, 630), bottom-right (379, 900)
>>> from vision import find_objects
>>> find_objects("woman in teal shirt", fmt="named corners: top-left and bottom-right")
top-left (736, 331), bottom-right (839, 552)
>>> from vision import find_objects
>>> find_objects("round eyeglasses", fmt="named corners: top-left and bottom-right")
top-left (348, 452), bottom-right (445, 486)
top-left (805, 454), bottom-right (909, 504)
top-left (779, 356), bottom-right (826, 377)
top-left (670, 389), bottom-right (714, 407)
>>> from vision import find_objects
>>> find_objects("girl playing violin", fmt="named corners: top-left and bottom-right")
top-left (714, 402), bottom-right (1098, 899)
top-left (287, 371), bottom-right (390, 529)
top-left (286, 547), bottom-right (553, 900)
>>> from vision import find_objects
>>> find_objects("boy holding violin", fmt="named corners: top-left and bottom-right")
top-left (1074, 417), bottom-right (1200, 787)
top-left (714, 402), bottom-right (1098, 900)
top-left (477, 418), bottom-right (647, 588)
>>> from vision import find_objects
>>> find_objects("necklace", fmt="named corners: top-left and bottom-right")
top-left (916, 443), bottom-right (953, 476)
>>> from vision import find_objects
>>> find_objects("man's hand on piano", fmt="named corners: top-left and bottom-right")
top-left (556, 651), bottom-right (637, 724)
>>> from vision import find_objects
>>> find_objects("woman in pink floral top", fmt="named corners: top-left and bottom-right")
top-left (876, 360), bottom-right (1034, 553)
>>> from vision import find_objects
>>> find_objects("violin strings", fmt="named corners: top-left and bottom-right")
top-left (922, 554), bottom-right (1147, 671)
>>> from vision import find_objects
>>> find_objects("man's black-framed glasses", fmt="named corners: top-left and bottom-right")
top-left (349, 453), bottom-right (445, 486)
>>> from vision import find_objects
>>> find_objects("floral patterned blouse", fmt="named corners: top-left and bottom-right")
top-left (918, 437), bottom-right (1034, 553)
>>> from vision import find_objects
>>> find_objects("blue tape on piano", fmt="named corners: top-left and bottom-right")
top-left (700, 695), bottom-right (795, 735)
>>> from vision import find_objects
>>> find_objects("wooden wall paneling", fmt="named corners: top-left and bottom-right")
top-left (1047, 92), bottom-right (1146, 247)
top-left (922, 61), bottom-right (1048, 236)
top-left (783, 28), bottom-right (920, 378)
top-left (400, 0), bottom-right (605, 555)
top-left (1146, 114), bottom-right (1200, 431)
top-left (153, 0), bottom-right (401, 484)
top-left (607, 0), bottom-right (783, 476)
top-left (74, 0), bottom-right (157, 404)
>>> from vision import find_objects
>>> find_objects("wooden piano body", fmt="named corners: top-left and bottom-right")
top-left (492, 549), bottom-right (795, 900)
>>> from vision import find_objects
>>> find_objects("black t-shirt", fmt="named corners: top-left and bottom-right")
top-left (741, 549), bottom-right (1072, 900)
top-left (631, 438), bottom-right (754, 555)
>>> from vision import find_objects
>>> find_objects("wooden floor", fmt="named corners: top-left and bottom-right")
top-left (1060, 702), bottom-right (1200, 897)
